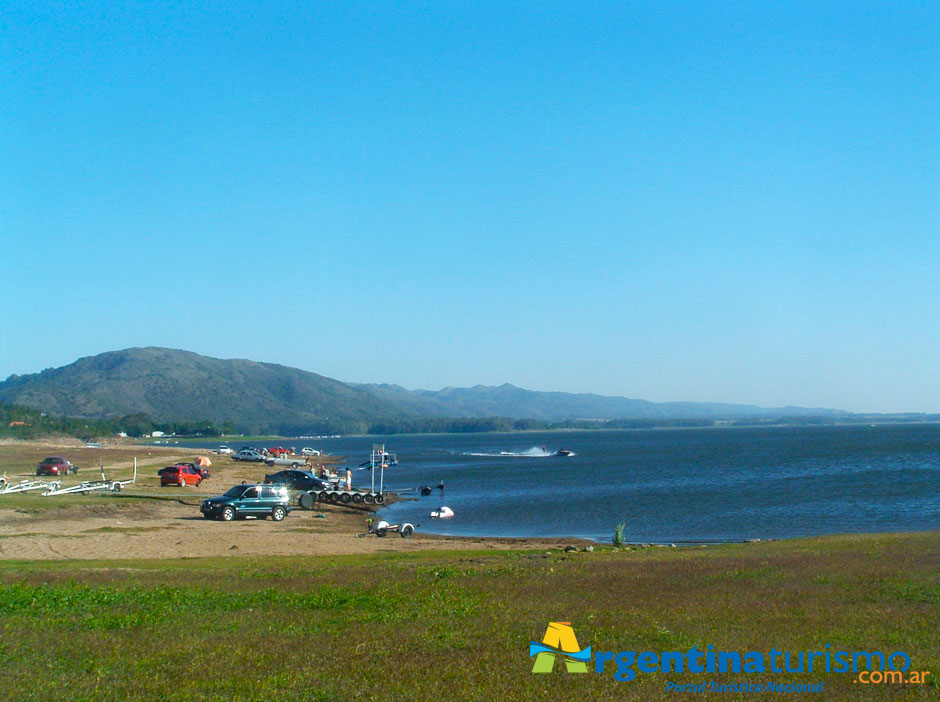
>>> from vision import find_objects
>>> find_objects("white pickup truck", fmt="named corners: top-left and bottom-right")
top-left (264, 456), bottom-right (306, 468)
top-left (232, 449), bottom-right (306, 468)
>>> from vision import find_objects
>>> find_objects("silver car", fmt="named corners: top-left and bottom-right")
top-left (231, 449), bottom-right (266, 462)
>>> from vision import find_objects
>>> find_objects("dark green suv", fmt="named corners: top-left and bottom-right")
top-left (201, 484), bottom-right (291, 521)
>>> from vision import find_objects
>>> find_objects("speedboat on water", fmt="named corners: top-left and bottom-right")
top-left (555, 449), bottom-right (575, 457)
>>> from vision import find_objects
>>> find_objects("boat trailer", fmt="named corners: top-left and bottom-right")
top-left (0, 476), bottom-right (62, 496)
top-left (357, 518), bottom-right (415, 538)
top-left (42, 459), bottom-right (137, 497)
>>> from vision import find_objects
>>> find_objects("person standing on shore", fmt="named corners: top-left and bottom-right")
top-left (346, 468), bottom-right (353, 491)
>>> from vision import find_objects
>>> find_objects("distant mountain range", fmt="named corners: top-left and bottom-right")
top-left (0, 347), bottom-right (846, 433)
top-left (353, 382), bottom-right (842, 421)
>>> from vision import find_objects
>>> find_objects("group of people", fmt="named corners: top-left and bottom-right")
top-left (304, 455), bottom-right (355, 489)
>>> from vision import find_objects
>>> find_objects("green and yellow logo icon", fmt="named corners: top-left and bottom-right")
top-left (529, 622), bottom-right (592, 673)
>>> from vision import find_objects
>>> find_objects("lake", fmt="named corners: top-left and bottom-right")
top-left (170, 424), bottom-right (940, 543)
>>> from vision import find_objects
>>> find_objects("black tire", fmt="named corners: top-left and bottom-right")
top-left (317, 491), bottom-right (329, 502)
top-left (291, 462), bottom-right (300, 469)
top-left (271, 506), bottom-right (286, 521)
top-left (363, 494), bottom-right (375, 505)
top-left (298, 492), bottom-right (314, 510)
top-left (197, 479), bottom-right (202, 487)
top-left (374, 494), bottom-right (386, 505)
top-left (265, 460), bottom-right (275, 466)
top-left (221, 506), bottom-right (235, 522)
top-left (111, 483), bottom-right (122, 493)
top-left (327, 492), bottom-right (339, 504)
top-left (352, 493), bottom-right (363, 504)
top-left (375, 527), bottom-right (387, 537)
top-left (340, 492), bottom-right (352, 504)
top-left (400, 524), bottom-right (414, 538)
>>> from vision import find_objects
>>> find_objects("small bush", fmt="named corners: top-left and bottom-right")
top-left (613, 522), bottom-right (625, 547)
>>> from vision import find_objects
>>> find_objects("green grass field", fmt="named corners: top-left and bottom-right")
top-left (1, 533), bottom-right (938, 701)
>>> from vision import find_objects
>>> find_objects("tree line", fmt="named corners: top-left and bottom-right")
top-left (0, 404), bottom-right (235, 440)
top-left (4, 401), bottom-right (938, 441)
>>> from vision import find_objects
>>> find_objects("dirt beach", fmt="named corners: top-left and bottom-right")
top-left (0, 439), bottom-right (589, 561)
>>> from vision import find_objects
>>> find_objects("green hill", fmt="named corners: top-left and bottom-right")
top-left (0, 347), bottom-right (403, 435)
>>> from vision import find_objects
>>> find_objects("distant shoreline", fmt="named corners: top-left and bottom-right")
top-left (133, 417), bottom-right (940, 446)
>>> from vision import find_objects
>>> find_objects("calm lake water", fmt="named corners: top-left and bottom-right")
top-left (172, 424), bottom-right (940, 543)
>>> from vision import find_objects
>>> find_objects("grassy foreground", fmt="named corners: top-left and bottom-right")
top-left (1, 533), bottom-right (938, 701)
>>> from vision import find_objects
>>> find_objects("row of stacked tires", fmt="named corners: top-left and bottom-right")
top-left (297, 490), bottom-right (385, 509)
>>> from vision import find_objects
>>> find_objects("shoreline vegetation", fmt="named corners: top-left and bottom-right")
top-left (4, 401), bottom-right (940, 443)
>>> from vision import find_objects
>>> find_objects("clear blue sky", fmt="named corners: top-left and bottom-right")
top-left (2, 2), bottom-right (938, 412)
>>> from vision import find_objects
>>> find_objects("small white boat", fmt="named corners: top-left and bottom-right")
top-left (431, 505), bottom-right (454, 519)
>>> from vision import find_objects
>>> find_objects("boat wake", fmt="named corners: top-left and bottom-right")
top-left (464, 446), bottom-right (555, 458)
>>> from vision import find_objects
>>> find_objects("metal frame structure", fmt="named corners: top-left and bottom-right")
top-left (43, 458), bottom-right (137, 497)
top-left (0, 477), bottom-right (62, 496)
top-left (369, 443), bottom-right (389, 496)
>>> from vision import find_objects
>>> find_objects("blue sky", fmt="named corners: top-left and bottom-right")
top-left (2, 2), bottom-right (938, 412)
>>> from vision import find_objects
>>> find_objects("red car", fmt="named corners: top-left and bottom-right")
top-left (174, 462), bottom-right (211, 480)
top-left (159, 464), bottom-right (204, 487)
top-left (36, 456), bottom-right (76, 476)
top-left (268, 447), bottom-right (291, 457)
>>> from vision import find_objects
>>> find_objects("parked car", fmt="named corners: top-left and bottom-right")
top-left (267, 446), bottom-right (291, 457)
top-left (200, 484), bottom-right (291, 521)
top-left (214, 445), bottom-right (234, 455)
top-left (301, 448), bottom-right (320, 456)
top-left (175, 462), bottom-right (210, 480)
top-left (36, 457), bottom-right (76, 476)
top-left (159, 464), bottom-right (204, 487)
top-left (264, 470), bottom-right (329, 492)
top-left (232, 449), bottom-right (267, 463)
top-left (263, 455), bottom-right (306, 468)
top-left (157, 463), bottom-right (206, 479)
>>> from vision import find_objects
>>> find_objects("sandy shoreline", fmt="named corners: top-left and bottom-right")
top-left (0, 439), bottom-right (593, 561)
top-left (0, 498), bottom-right (595, 561)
